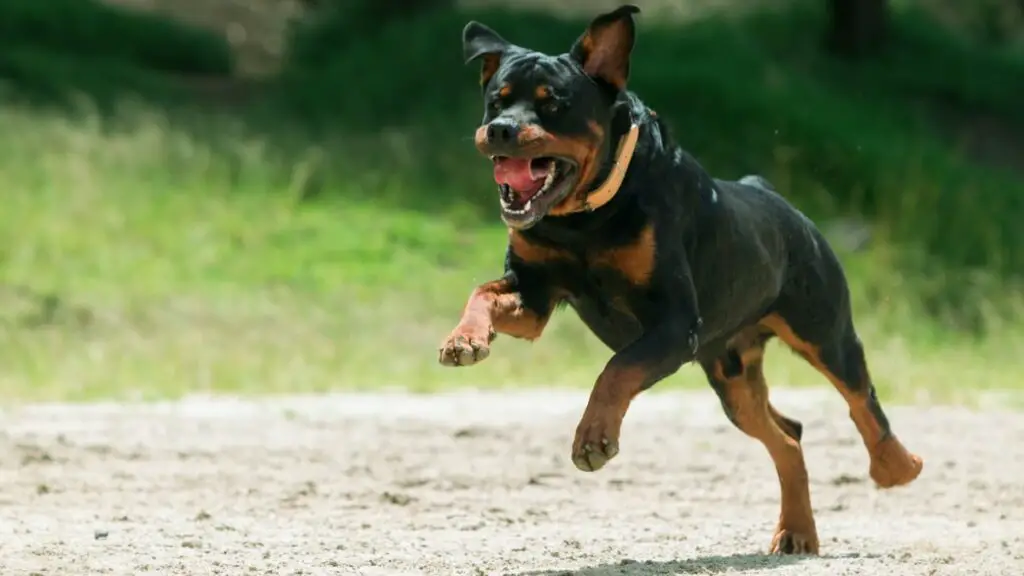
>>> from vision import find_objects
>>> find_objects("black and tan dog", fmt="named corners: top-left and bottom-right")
top-left (438, 4), bottom-right (923, 554)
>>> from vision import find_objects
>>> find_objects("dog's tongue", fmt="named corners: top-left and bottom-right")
top-left (494, 158), bottom-right (544, 200)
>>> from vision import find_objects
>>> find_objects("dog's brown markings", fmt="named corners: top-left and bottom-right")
top-left (551, 120), bottom-right (639, 215)
top-left (509, 230), bottom-right (569, 265)
top-left (438, 276), bottom-right (554, 367)
top-left (479, 55), bottom-right (501, 87)
top-left (571, 363), bottom-right (646, 472)
top-left (479, 279), bottom-right (550, 341)
top-left (769, 403), bottom-right (802, 442)
top-left (516, 124), bottom-right (551, 147)
top-left (498, 82), bottom-right (512, 98)
top-left (579, 35), bottom-right (596, 62)
top-left (711, 325), bottom-right (819, 555)
top-left (474, 125), bottom-right (489, 150)
top-left (547, 120), bottom-right (607, 216)
top-left (534, 85), bottom-right (551, 100)
top-left (758, 313), bottom-right (923, 488)
top-left (588, 224), bottom-right (655, 286)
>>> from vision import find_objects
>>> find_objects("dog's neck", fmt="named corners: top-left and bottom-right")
top-left (564, 122), bottom-right (640, 214)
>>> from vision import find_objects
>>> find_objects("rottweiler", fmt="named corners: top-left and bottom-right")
top-left (438, 4), bottom-right (923, 555)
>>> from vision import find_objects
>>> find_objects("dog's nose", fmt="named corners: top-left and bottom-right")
top-left (486, 119), bottom-right (520, 144)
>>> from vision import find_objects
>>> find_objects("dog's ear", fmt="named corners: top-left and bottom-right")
top-left (463, 21), bottom-right (511, 87)
top-left (569, 5), bottom-right (640, 91)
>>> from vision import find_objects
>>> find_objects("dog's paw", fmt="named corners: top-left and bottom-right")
top-left (769, 526), bottom-right (819, 555)
top-left (869, 436), bottom-right (924, 488)
top-left (571, 409), bottom-right (623, 472)
top-left (438, 325), bottom-right (493, 367)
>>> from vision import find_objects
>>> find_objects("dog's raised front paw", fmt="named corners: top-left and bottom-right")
top-left (438, 324), bottom-right (493, 367)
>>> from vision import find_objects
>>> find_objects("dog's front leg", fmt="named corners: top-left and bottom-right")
top-left (571, 309), bottom-right (699, 472)
top-left (438, 273), bottom-right (552, 367)
top-left (677, 255), bottom-right (703, 355)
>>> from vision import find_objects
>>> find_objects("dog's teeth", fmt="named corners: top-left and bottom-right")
top-left (528, 164), bottom-right (557, 199)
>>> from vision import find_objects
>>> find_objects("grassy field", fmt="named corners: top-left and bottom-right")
top-left (1, 0), bottom-right (1023, 405)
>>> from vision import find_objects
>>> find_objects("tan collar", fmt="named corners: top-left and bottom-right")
top-left (568, 122), bottom-right (640, 213)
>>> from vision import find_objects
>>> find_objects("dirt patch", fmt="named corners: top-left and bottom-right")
top-left (1, 389), bottom-right (1022, 575)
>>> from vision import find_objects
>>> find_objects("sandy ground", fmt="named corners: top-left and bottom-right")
top-left (1, 389), bottom-right (1022, 576)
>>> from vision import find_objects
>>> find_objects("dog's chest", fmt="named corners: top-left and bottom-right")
top-left (553, 255), bottom-right (651, 351)
top-left (565, 286), bottom-right (645, 353)
top-left (511, 227), bottom-right (656, 348)
top-left (552, 247), bottom-right (651, 298)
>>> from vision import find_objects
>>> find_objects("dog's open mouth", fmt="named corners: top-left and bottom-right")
top-left (492, 155), bottom-right (578, 227)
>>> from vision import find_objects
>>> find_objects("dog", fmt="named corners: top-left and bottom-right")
top-left (438, 4), bottom-right (923, 555)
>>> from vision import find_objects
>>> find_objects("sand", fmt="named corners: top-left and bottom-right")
top-left (2, 389), bottom-right (1021, 575)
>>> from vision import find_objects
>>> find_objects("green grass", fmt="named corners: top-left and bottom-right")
top-left (1, 1), bottom-right (1024, 406)
top-left (1, 104), bottom-right (1022, 407)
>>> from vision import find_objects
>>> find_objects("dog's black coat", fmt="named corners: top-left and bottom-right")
top-left (442, 3), bottom-right (922, 555)
top-left (485, 62), bottom-right (857, 397)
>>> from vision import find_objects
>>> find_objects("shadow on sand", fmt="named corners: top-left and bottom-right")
top-left (510, 552), bottom-right (871, 575)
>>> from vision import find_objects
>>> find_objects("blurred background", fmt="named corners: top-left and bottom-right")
top-left (0, 0), bottom-right (1022, 404)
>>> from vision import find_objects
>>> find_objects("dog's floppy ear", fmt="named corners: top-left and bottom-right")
top-left (463, 21), bottom-right (511, 87)
top-left (569, 5), bottom-right (640, 91)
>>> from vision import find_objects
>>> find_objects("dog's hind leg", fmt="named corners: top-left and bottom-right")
top-left (761, 312), bottom-right (923, 488)
top-left (700, 327), bottom-right (819, 555)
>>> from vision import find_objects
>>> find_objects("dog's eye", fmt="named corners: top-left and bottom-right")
top-left (490, 99), bottom-right (502, 113)
top-left (540, 99), bottom-right (561, 115)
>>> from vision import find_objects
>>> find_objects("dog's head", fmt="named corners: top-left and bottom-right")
top-left (463, 5), bottom-right (640, 229)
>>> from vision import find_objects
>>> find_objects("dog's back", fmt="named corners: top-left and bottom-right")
top-left (683, 172), bottom-right (840, 347)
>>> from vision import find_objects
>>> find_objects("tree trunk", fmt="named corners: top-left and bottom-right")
top-left (825, 0), bottom-right (890, 58)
